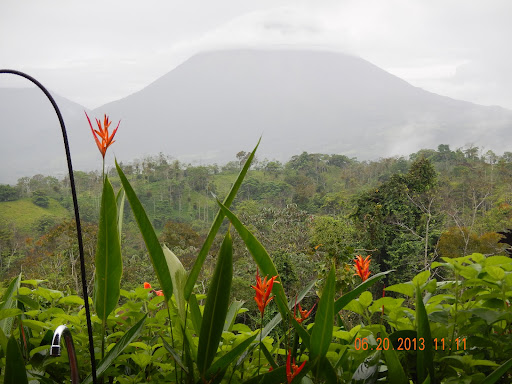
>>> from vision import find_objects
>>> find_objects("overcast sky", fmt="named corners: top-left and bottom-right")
top-left (1, 0), bottom-right (511, 110)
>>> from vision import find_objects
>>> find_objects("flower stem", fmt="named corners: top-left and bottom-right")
top-left (258, 312), bottom-right (263, 376)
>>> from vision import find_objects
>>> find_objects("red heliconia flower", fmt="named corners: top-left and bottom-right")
top-left (251, 269), bottom-right (280, 316)
top-left (294, 302), bottom-right (316, 324)
top-left (85, 111), bottom-right (120, 158)
top-left (144, 282), bottom-right (152, 289)
top-left (286, 350), bottom-right (306, 384)
top-left (354, 255), bottom-right (371, 282)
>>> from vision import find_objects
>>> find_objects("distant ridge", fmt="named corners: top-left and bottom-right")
top-left (2, 49), bottom-right (512, 183)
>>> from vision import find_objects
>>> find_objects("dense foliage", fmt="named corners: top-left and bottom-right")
top-left (1, 142), bottom-right (512, 383)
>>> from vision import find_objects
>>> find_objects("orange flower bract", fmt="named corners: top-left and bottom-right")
top-left (144, 282), bottom-right (152, 289)
top-left (286, 350), bottom-right (306, 383)
top-left (294, 302), bottom-right (316, 324)
top-left (85, 111), bottom-right (120, 159)
top-left (354, 255), bottom-right (371, 281)
top-left (251, 269), bottom-right (279, 316)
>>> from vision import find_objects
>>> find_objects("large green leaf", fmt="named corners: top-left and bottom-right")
top-left (94, 176), bottom-right (122, 324)
top-left (379, 327), bottom-right (408, 384)
top-left (161, 336), bottom-right (189, 374)
top-left (116, 160), bottom-right (173, 299)
top-left (185, 139), bottom-right (260, 300)
top-left (216, 200), bottom-right (288, 317)
top-left (310, 265), bottom-right (335, 362)
top-left (188, 294), bottom-right (203, 335)
top-left (334, 271), bottom-right (393, 313)
top-left (416, 285), bottom-right (435, 384)
top-left (163, 245), bottom-right (187, 323)
top-left (484, 358), bottom-right (512, 383)
top-left (81, 314), bottom-right (147, 384)
top-left (4, 336), bottom-right (28, 384)
top-left (197, 231), bottom-right (233, 376)
top-left (0, 274), bottom-right (21, 337)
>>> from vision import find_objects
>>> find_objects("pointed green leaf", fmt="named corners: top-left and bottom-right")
top-left (0, 327), bottom-right (7, 354)
top-left (185, 139), bottom-right (260, 300)
top-left (197, 231), bottom-right (233, 376)
top-left (0, 273), bottom-right (21, 337)
top-left (334, 271), bottom-right (393, 313)
top-left (163, 245), bottom-right (187, 322)
top-left (310, 265), bottom-right (335, 361)
top-left (0, 309), bottom-right (22, 321)
top-left (81, 314), bottom-right (147, 384)
top-left (4, 336), bottom-right (28, 384)
top-left (416, 285), bottom-right (435, 384)
top-left (216, 200), bottom-right (288, 317)
top-left (161, 336), bottom-right (189, 373)
top-left (116, 188), bottom-right (126, 244)
top-left (379, 327), bottom-right (408, 384)
top-left (188, 294), bottom-right (203, 335)
top-left (116, 160), bottom-right (173, 299)
top-left (484, 358), bottom-right (512, 384)
top-left (259, 342), bottom-right (278, 369)
top-left (94, 176), bottom-right (122, 323)
top-left (224, 300), bottom-right (244, 332)
top-left (317, 357), bottom-right (337, 384)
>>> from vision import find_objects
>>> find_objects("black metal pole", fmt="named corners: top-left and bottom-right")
top-left (0, 69), bottom-right (97, 384)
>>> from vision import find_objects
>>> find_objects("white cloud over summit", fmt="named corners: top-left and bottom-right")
top-left (1, 0), bottom-right (511, 109)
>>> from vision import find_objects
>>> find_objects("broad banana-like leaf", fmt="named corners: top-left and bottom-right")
top-left (94, 176), bottom-right (122, 324)
top-left (4, 335), bottom-right (28, 384)
top-left (116, 160), bottom-right (173, 299)
top-left (310, 264), bottom-right (335, 362)
top-left (163, 245), bottom-right (187, 322)
top-left (197, 231), bottom-right (233, 376)
top-left (416, 285), bottom-right (435, 384)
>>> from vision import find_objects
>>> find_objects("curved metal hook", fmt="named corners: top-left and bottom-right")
top-left (0, 69), bottom-right (97, 384)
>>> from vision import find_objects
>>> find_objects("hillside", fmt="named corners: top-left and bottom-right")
top-left (0, 198), bottom-right (70, 232)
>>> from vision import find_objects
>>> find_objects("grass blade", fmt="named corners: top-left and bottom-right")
top-left (185, 139), bottom-right (260, 300)
top-left (197, 230), bottom-right (233, 376)
top-left (82, 314), bottom-right (147, 384)
top-left (116, 160), bottom-right (173, 299)
top-left (94, 176), bottom-right (122, 323)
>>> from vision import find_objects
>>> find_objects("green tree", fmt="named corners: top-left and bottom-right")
top-left (31, 190), bottom-right (49, 208)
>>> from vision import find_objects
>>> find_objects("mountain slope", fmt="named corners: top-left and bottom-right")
top-left (2, 49), bottom-right (511, 184)
top-left (95, 49), bottom-right (512, 164)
